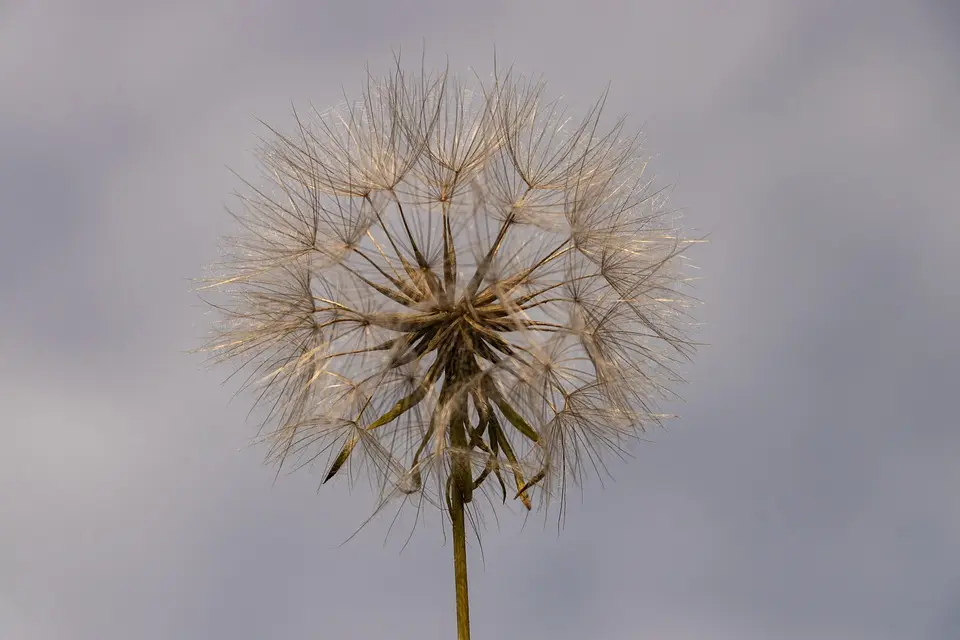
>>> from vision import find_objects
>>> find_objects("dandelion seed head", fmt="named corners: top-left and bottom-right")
top-left (201, 58), bottom-right (700, 529)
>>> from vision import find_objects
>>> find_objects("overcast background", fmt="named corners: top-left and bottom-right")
top-left (2, 1), bottom-right (959, 638)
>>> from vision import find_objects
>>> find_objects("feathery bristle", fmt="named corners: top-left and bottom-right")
top-left (201, 58), bottom-right (699, 528)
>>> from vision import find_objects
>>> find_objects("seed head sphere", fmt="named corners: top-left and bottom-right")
top-left (204, 61), bottom-right (699, 526)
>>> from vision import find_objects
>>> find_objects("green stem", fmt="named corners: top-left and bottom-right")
top-left (450, 484), bottom-right (471, 640)
top-left (442, 352), bottom-right (472, 640)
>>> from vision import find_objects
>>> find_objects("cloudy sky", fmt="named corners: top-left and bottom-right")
top-left (2, 1), bottom-right (958, 638)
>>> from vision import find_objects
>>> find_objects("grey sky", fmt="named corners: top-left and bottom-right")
top-left (2, 1), bottom-right (958, 638)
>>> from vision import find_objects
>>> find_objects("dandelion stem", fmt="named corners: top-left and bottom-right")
top-left (442, 357), bottom-right (474, 640)
top-left (450, 482), bottom-right (471, 640)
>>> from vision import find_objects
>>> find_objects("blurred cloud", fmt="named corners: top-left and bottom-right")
top-left (2, 1), bottom-right (958, 639)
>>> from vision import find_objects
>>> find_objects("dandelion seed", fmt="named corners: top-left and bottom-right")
top-left (199, 55), bottom-right (699, 640)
